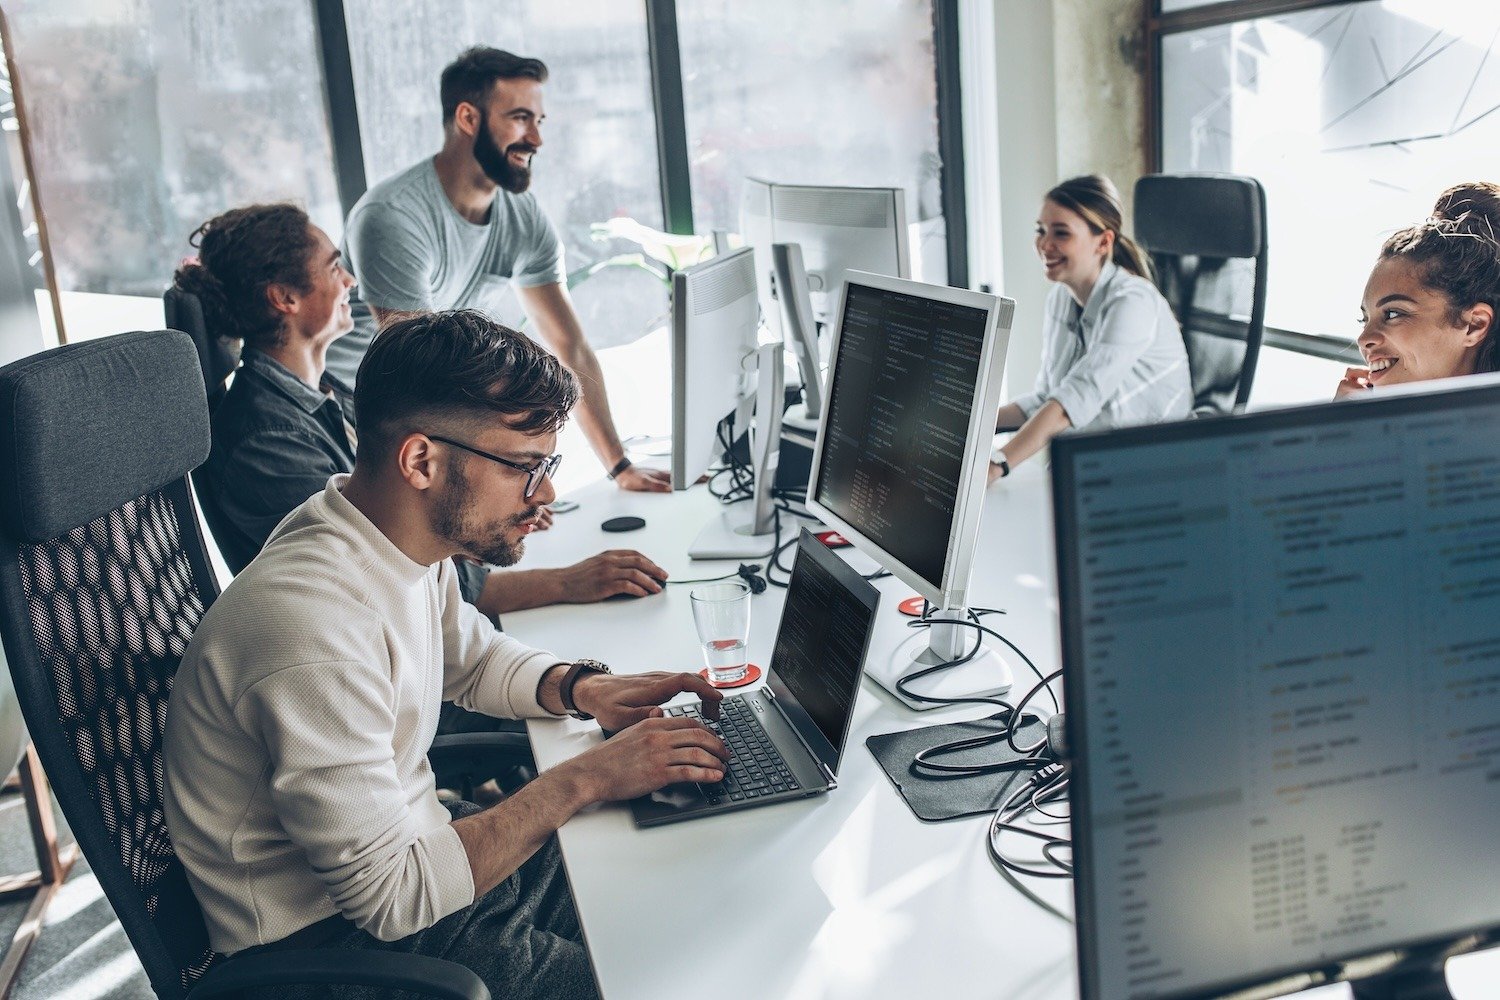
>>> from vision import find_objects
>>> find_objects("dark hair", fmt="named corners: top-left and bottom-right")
top-left (440, 47), bottom-right (548, 124)
top-left (1382, 197), bottom-right (1500, 375)
top-left (172, 204), bottom-right (317, 351)
top-left (354, 309), bottom-right (580, 461)
top-left (1044, 174), bottom-right (1154, 281)
top-left (1432, 181), bottom-right (1500, 225)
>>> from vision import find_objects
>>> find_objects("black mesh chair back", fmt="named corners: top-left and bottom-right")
top-left (0, 331), bottom-right (220, 998)
top-left (1134, 173), bottom-right (1268, 416)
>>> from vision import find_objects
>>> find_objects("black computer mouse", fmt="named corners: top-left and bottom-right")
top-left (601, 515), bottom-right (646, 533)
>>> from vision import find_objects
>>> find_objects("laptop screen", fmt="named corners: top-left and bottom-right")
top-left (766, 530), bottom-right (881, 774)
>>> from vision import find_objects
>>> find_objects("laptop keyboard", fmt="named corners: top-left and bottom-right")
top-left (669, 697), bottom-right (803, 803)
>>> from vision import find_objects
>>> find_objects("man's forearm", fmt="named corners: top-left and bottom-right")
top-left (477, 569), bottom-right (564, 615)
top-left (451, 766), bottom-right (594, 896)
top-left (563, 340), bottom-right (628, 469)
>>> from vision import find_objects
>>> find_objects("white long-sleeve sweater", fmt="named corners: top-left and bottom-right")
top-left (163, 475), bottom-right (562, 954)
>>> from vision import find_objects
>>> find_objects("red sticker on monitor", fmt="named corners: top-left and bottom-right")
top-left (815, 530), bottom-right (851, 548)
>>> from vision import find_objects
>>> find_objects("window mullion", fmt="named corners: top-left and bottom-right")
top-left (645, 0), bottom-right (695, 236)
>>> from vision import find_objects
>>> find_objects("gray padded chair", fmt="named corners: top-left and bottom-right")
top-left (1134, 173), bottom-right (1269, 415)
top-left (0, 330), bottom-right (489, 999)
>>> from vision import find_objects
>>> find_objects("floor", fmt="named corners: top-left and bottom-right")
top-left (0, 787), bottom-right (152, 999)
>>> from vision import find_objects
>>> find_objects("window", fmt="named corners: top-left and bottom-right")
top-left (342, 0), bottom-right (668, 349)
top-left (5, 0), bottom-right (342, 341)
top-left (1157, 1), bottom-right (1500, 361)
top-left (676, 0), bottom-right (949, 285)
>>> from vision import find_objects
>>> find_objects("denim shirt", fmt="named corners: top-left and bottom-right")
top-left (202, 349), bottom-right (357, 573)
top-left (202, 350), bottom-right (488, 603)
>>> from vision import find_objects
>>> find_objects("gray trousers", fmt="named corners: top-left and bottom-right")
top-left (250, 803), bottom-right (600, 1000)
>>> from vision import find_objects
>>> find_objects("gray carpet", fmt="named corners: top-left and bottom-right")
top-left (0, 787), bottom-right (152, 999)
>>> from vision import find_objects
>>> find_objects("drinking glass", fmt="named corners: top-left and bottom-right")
top-left (690, 581), bottom-right (751, 685)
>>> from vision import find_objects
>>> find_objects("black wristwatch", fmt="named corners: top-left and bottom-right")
top-left (990, 447), bottom-right (1011, 478)
top-left (606, 457), bottom-right (633, 480)
top-left (559, 659), bottom-right (612, 720)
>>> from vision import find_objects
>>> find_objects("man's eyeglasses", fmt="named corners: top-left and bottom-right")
top-left (427, 434), bottom-right (562, 499)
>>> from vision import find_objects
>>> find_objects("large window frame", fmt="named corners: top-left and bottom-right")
top-left (313, 0), bottom-right (969, 288)
top-left (1146, 0), bottom-right (1362, 365)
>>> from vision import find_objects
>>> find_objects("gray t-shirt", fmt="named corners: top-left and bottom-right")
top-left (326, 158), bottom-right (567, 386)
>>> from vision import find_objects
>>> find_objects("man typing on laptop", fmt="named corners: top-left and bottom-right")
top-left (163, 310), bottom-right (725, 1000)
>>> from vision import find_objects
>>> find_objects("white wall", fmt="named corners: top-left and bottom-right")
top-left (965, 0), bottom-right (1059, 398)
top-left (964, 0), bottom-right (1152, 397)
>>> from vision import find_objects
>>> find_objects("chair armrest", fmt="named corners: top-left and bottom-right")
top-left (429, 732), bottom-right (533, 755)
top-left (186, 949), bottom-right (489, 1000)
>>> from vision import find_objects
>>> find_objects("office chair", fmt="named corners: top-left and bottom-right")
top-left (1133, 173), bottom-right (1269, 415)
top-left (161, 285), bottom-right (258, 576)
top-left (163, 286), bottom-right (239, 412)
top-left (0, 330), bottom-right (495, 999)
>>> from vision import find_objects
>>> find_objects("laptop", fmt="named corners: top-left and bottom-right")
top-left (625, 528), bottom-right (881, 827)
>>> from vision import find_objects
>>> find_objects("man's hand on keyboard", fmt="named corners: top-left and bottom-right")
top-left (572, 670), bottom-right (724, 732)
top-left (561, 716), bottom-right (729, 801)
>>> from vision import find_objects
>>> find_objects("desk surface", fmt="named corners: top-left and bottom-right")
top-left (510, 466), bottom-right (1077, 1000)
top-left (507, 463), bottom-right (1499, 1000)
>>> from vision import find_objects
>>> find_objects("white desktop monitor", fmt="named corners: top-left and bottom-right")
top-left (805, 271), bottom-right (1013, 707)
top-left (1052, 374), bottom-right (1500, 1000)
top-left (670, 246), bottom-right (760, 491)
top-left (740, 179), bottom-right (911, 426)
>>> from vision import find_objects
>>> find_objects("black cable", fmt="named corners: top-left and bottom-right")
top-left (896, 612), bottom-right (1060, 776)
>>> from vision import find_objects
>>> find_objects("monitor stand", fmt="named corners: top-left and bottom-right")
top-left (690, 344), bottom-right (785, 560)
top-left (866, 606), bottom-right (1013, 711)
top-left (773, 242), bottom-right (822, 436)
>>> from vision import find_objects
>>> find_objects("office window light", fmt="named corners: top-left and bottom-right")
top-left (676, 0), bottom-right (949, 286)
top-left (1161, 1), bottom-right (1500, 350)
top-left (4, 0), bottom-right (342, 342)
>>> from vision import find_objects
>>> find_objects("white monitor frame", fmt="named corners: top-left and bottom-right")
top-left (805, 270), bottom-right (1013, 610)
top-left (670, 247), bottom-right (760, 491)
top-left (740, 180), bottom-right (911, 426)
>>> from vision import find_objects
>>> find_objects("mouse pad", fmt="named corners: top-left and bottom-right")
top-left (866, 713), bottom-right (1049, 822)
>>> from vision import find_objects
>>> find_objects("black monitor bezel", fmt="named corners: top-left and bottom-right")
top-left (1052, 378), bottom-right (1500, 1000)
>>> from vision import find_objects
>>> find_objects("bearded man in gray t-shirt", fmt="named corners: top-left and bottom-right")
top-left (327, 47), bottom-right (670, 493)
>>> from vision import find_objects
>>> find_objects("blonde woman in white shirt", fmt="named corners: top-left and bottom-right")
top-left (990, 175), bottom-right (1191, 482)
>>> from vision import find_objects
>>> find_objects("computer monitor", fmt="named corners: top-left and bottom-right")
top-left (1052, 376), bottom-right (1500, 1000)
top-left (741, 179), bottom-right (911, 429)
top-left (806, 271), bottom-right (1013, 709)
top-left (670, 247), bottom-right (783, 559)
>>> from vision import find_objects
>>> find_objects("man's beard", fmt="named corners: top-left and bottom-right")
top-left (474, 120), bottom-right (535, 194)
top-left (434, 457), bottom-right (538, 567)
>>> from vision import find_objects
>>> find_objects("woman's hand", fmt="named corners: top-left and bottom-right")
top-left (1335, 367), bottom-right (1373, 399)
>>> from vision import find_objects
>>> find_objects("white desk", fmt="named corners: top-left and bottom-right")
top-left (508, 465), bottom-right (1078, 1000)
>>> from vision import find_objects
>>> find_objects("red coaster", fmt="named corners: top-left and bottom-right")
top-left (898, 596), bottom-right (927, 617)
top-left (815, 530), bottom-right (851, 549)
top-left (699, 663), bottom-right (762, 689)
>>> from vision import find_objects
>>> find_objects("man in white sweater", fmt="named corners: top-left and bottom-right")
top-left (163, 310), bottom-right (727, 1000)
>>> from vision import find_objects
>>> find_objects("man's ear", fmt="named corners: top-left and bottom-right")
top-left (453, 100), bottom-right (483, 139)
top-left (1462, 303), bottom-right (1494, 348)
top-left (396, 433), bottom-right (443, 491)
